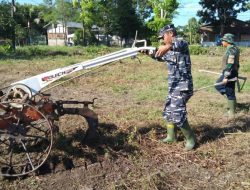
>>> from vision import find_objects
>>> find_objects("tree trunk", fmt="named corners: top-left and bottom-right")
top-left (220, 23), bottom-right (225, 36)
top-left (83, 27), bottom-right (86, 46)
top-left (11, 0), bottom-right (16, 52)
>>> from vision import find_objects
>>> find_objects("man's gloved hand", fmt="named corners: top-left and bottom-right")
top-left (155, 44), bottom-right (172, 57)
top-left (140, 49), bottom-right (158, 60)
top-left (140, 49), bottom-right (156, 55)
top-left (140, 49), bottom-right (149, 54)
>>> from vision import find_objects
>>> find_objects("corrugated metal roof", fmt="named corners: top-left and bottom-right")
top-left (44, 21), bottom-right (83, 29)
top-left (65, 22), bottom-right (83, 28)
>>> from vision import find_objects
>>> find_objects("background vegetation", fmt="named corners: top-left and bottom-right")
top-left (1, 0), bottom-right (249, 51)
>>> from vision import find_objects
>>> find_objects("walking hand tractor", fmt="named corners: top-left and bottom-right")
top-left (0, 40), bottom-right (155, 177)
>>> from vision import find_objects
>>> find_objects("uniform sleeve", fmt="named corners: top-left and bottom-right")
top-left (224, 48), bottom-right (236, 78)
top-left (172, 40), bottom-right (189, 54)
top-left (149, 52), bottom-right (165, 62)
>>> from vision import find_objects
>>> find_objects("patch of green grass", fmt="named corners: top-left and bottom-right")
top-left (240, 61), bottom-right (250, 73)
top-left (111, 85), bottom-right (130, 94)
top-left (193, 74), bottom-right (217, 92)
top-left (133, 85), bottom-right (166, 102)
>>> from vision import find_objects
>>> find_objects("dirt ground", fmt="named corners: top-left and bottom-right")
top-left (0, 50), bottom-right (250, 190)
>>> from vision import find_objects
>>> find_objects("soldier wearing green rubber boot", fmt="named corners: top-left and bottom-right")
top-left (215, 33), bottom-right (240, 117)
top-left (150, 24), bottom-right (196, 150)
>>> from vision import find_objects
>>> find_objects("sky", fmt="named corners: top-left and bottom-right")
top-left (16, 0), bottom-right (250, 27)
top-left (172, 0), bottom-right (250, 26)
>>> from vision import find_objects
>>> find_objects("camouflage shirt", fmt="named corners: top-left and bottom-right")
top-left (161, 38), bottom-right (193, 94)
top-left (222, 45), bottom-right (240, 79)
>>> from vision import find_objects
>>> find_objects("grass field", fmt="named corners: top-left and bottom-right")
top-left (0, 46), bottom-right (250, 189)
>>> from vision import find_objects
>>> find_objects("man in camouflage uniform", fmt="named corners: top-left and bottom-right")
top-left (215, 33), bottom-right (240, 116)
top-left (151, 24), bottom-right (196, 150)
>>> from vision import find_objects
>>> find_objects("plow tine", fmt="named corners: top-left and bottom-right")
top-left (236, 79), bottom-right (241, 92)
top-left (240, 77), bottom-right (247, 91)
top-left (21, 140), bottom-right (35, 171)
top-left (236, 76), bottom-right (247, 92)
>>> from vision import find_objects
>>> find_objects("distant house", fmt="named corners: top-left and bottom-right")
top-left (44, 21), bottom-right (83, 46)
top-left (199, 19), bottom-right (250, 47)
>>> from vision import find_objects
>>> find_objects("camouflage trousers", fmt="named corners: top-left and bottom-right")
top-left (163, 91), bottom-right (193, 128)
top-left (215, 74), bottom-right (236, 100)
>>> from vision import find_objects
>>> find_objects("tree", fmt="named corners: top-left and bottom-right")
top-left (187, 17), bottom-right (200, 44)
top-left (97, 0), bottom-right (118, 46)
top-left (132, 0), bottom-right (152, 21)
top-left (14, 4), bottom-right (46, 45)
top-left (73, 0), bottom-right (101, 45)
top-left (41, 0), bottom-right (57, 24)
top-left (0, 0), bottom-right (17, 50)
top-left (113, 0), bottom-right (143, 45)
top-left (0, 1), bottom-right (13, 40)
top-left (74, 0), bottom-right (144, 46)
top-left (147, 0), bottom-right (179, 32)
top-left (197, 0), bottom-right (248, 34)
top-left (0, 1), bottom-right (46, 47)
top-left (146, 0), bottom-right (179, 44)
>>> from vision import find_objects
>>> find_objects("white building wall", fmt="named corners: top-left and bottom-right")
top-left (48, 39), bottom-right (65, 46)
top-left (46, 22), bottom-right (83, 46)
top-left (47, 25), bottom-right (64, 34)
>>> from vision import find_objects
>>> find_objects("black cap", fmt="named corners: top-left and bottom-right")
top-left (158, 24), bottom-right (176, 39)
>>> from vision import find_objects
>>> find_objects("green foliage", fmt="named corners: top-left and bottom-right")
top-left (0, 0), bottom-right (180, 48)
top-left (189, 46), bottom-right (250, 56)
top-left (84, 45), bottom-right (110, 54)
top-left (79, 0), bottom-right (99, 27)
top-left (147, 0), bottom-right (179, 31)
top-left (73, 29), bottom-right (84, 46)
top-left (15, 24), bottom-right (27, 46)
top-left (187, 18), bottom-right (200, 44)
top-left (189, 45), bottom-right (209, 55)
top-left (147, 0), bottom-right (179, 44)
top-left (113, 0), bottom-right (143, 41)
top-left (0, 1), bottom-right (49, 48)
top-left (74, 0), bottom-right (149, 46)
top-left (0, 39), bottom-right (12, 56)
top-left (97, 0), bottom-right (116, 36)
top-left (240, 63), bottom-right (250, 73)
top-left (73, 0), bottom-right (102, 46)
top-left (0, 1), bottom-right (14, 39)
top-left (0, 45), bottom-right (113, 59)
top-left (42, 0), bottom-right (79, 24)
top-left (14, 46), bottom-right (68, 57)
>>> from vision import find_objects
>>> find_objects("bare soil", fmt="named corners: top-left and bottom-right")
top-left (0, 51), bottom-right (250, 190)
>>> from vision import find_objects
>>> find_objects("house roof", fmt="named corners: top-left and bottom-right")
top-left (200, 19), bottom-right (250, 34)
top-left (44, 21), bottom-right (83, 29)
top-left (65, 22), bottom-right (83, 28)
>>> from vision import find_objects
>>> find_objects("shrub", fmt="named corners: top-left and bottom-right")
top-left (0, 40), bottom-right (12, 57)
top-left (189, 45), bottom-right (209, 55)
top-left (0, 45), bottom-right (115, 59)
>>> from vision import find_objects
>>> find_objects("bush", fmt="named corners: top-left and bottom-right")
top-left (14, 46), bottom-right (70, 57)
top-left (189, 45), bottom-right (209, 55)
top-left (0, 39), bottom-right (12, 57)
top-left (0, 45), bottom-right (115, 59)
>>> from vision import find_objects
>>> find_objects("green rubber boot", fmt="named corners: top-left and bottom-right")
top-left (162, 123), bottom-right (176, 143)
top-left (180, 121), bottom-right (196, 150)
top-left (227, 99), bottom-right (236, 117)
